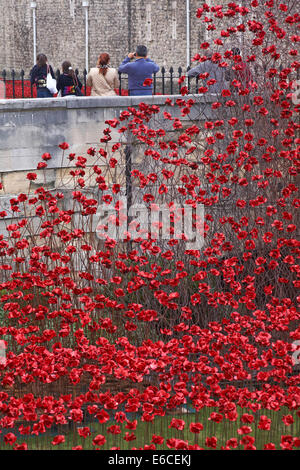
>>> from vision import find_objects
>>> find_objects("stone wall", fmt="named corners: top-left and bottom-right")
top-left (0, 0), bottom-right (217, 74)
top-left (0, 0), bottom-right (32, 71)
top-left (0, 94), bottom-right (284, 257)
top-left (0, 92), bottom-right (213, 192)
top-left (0, 94), bottom-right (216, 242)
top-left (2, 1), bottom-right (294, 77)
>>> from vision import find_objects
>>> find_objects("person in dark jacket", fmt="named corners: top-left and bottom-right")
top-left (30, 53), bottom-right (55, 98)
top-left (118, 45), bottom-right (159, 96)
top-left (56, 61), bottom-right (83, 97)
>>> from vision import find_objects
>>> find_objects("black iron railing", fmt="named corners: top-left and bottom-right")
top-left (1, 64), bottom-right (297, 99)
top-left (0, 67), bottom-right (203, 99)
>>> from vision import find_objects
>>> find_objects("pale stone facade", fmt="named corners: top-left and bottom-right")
top-left (0, 0), bottom-right (208, 74)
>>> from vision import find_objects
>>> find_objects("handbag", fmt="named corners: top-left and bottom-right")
top-left (73, 74), bottom-right (83, 96)
top-left (46, 65), bottom-right (57, 94)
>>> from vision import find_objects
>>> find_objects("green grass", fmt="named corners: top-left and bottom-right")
top-left (0, 407), bottom-right (299, 451)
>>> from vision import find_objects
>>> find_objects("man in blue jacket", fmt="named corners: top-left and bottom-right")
top-left (119, 45), bottom-right (159, 96)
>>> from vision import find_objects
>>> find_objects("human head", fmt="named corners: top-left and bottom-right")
top-left (37, 53), bottom-right (47, 67)
top-left (97, 53), bottom-right (110, 75)
top-left (62, 60), bottom-right (72, 74)
top-left (136, 45), bottom-right (148, 58)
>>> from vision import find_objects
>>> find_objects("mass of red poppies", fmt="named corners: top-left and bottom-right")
top-left (0, 1), bottom-right (299, 450)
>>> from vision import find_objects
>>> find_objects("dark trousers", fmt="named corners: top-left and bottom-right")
top-left (37, 88), bottom-right (53, 98)
top-left (129, 89), bottom-right (153, 96)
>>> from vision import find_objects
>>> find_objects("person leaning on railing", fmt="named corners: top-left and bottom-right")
top-left (30, 53), bottom-right (55, 98)
top-left (86, 53), bottom-right (119, 96)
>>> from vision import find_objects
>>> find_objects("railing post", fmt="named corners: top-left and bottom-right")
top-left (30, 72), bottom-right (33, 98)
top-left (187, 66), bottom-right (191, 94)
top-left (0, 70), bottom-right (6, 99)
top-left (195, 73), bottom-right (199, 94)
top-left (119, 71), bottom-right (122, 96)
top-left (169, 67), bottom-right (174, 95)
top-left (83, 69), bottom-right (87, 96)
top-left (161, 67), bottom-right (165, 95)
top-left (12, 69), bottom-right (15, 98)
top-left (75, 69), bottom-right (80, 92)
top-left (153, 71), bottom-right (157, 95)
top-left (21, 70), bottom-right (25, 98)
top-left (55, 69), bottom-right (60, 96)
top-left (2, 70), bottom-right (6, 97)
top-left (178, 67), bottom-right (182, 94)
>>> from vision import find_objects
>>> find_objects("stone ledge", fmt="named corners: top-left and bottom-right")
top-left (0, 93), bottom-right (215, 112)
top-left (0, 93), bottom-right (214, 180)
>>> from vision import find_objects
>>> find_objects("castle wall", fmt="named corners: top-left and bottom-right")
top-left (0, 0), bottom-right (204, 74)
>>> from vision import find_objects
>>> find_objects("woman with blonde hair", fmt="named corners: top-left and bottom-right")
top-left (86, 53), bottom-right (119, 96)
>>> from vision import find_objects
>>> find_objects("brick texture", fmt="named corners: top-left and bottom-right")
top-left (0, 0), bottom-right (210, 75)
top-left (3, 1), bottom-right (292, 83)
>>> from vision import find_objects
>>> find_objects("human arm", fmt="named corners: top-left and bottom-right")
top-left (187, 64), bottom-right (202, 78)
top-left (49, 65), bottom-right (55, 79)
top-left (145, 59), bottom-right (160, 74)
top-left (118, 57), bottom-right (132, 74)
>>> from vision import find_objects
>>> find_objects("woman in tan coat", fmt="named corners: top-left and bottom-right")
top-left (86, 53), bottom-right (119, 96)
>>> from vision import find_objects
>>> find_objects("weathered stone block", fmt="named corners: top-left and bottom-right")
top-left (2, 171), bottom-right (30, 194)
